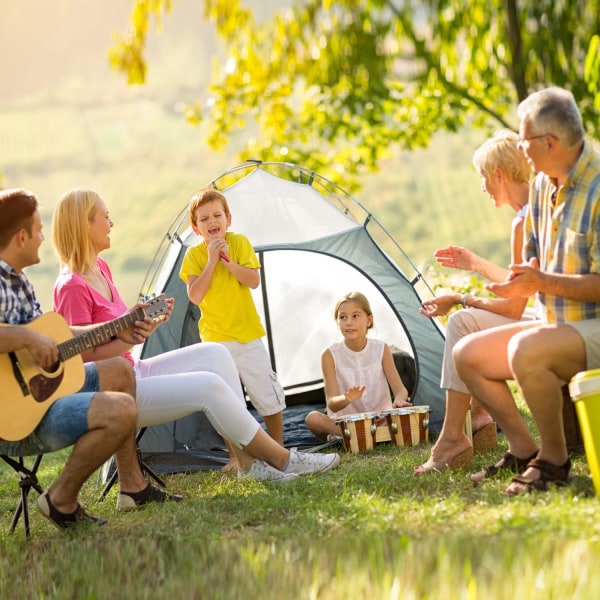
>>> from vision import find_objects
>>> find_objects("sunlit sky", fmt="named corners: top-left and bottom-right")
top-left (0, 0), bottom-right (222, 307)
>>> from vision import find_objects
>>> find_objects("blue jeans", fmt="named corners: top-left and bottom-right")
top-left (0, 363), bottom-right (99, 457)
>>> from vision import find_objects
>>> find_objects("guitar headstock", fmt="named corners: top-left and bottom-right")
top-left (141, 294), bottom-right (169, 323)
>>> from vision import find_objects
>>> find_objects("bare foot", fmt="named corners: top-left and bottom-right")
top-left (470, 409), bottom-right (494, 434)
top-left (470, 397), bottom-right (493, 432)
top-left (432, 432), bottom-right (472, 463)
top-left (414, 433), bottom-right (472, 474)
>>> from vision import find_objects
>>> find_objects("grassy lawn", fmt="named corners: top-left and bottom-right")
top-left (1, 428), bottom-right (598, 599)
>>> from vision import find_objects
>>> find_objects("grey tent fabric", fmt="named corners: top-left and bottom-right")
top-left (135, 163), bottom-right (446, 464)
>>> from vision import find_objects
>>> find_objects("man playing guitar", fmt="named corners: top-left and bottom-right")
top-left (0, 188), bottom-right (179, 530)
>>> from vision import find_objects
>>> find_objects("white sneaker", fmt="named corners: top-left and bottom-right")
top-left (238, 460), bottom-right (299, 483)
top-left (284, 448), bottom-right (340, 475)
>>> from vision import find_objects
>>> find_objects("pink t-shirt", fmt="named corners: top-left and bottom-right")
top-left (53, 257), bottom-right (134, 364)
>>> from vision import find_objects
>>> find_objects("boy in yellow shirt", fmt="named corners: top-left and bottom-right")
top-left (180, 188), bottom-right (286, 450)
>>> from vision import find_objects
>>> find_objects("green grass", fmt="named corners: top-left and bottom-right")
top-left (1, 431), bottom-right (598, 599)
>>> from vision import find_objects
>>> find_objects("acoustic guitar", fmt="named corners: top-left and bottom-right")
top-left (0, 295), bottom-right (167, 442)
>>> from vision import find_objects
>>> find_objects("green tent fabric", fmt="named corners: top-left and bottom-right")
top-left (134, 162), bottom-right (446, 463)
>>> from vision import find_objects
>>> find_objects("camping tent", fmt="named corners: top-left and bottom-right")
top-left (135, 161), bottom-right (446, 467)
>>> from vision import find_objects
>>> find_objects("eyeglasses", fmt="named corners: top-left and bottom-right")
top-left (517, 133), bottom-right (555, 144)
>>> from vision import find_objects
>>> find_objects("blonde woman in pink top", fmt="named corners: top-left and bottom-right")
top-left (51, 189), bottom-right (340, 493)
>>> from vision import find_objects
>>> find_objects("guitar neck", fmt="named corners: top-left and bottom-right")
top-left (57, 307), bottom-right (145, 361)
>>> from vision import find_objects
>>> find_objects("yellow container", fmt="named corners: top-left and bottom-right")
top-left (569, 369), bottom-right (600, 496)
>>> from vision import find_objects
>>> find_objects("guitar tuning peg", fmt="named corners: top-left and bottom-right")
top-left (138, 292), bottom-right (157, 303)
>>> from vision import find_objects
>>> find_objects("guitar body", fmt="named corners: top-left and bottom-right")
top-left (1, 296), bottom-right (167, 442)
top-left (0, 313), bottom-right (85, 442)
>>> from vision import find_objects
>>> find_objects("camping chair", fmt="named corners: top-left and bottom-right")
top-left (97, 427), bottom-right (166, 502)
top-left (1, 454), bottom-right (45, 537)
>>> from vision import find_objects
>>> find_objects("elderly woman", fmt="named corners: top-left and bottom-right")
top-left (415, 129), bottom-right (538, 476)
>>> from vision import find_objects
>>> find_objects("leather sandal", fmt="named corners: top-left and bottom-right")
top-left (506, 457), bottom-right (572, 495)
top-left (470, 450), bottom-right (538, 484)
top-left (37, 491), bottom-right (107, 529)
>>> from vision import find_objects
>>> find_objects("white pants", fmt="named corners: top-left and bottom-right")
top-left (442, 307), bottom-right (539, 394)
top-left (133, 342), bottom-right (259, 448)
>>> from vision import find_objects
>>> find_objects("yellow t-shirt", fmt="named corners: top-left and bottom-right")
top-left (179, 231), bottom-right (266, 343)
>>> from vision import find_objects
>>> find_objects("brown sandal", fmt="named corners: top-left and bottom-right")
top-left (507, 457), bottom-right (572, 495)
top-left (470, 450), bottom-right (538, 484)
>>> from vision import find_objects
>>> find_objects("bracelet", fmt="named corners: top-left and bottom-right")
top-left (461, 293), bottom-right (469, 308)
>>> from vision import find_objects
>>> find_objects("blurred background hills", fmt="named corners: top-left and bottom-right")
top-left (0, 0), bottom-right (515, 309)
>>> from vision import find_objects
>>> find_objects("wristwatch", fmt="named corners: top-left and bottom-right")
top-left (461, 293), bottom-right (469, 308)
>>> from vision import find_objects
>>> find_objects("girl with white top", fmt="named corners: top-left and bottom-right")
top-left (305, 291), bottom-right (411, 440)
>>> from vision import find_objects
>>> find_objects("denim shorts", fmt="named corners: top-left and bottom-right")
top-left (0, 362), bottom-right (99, 457)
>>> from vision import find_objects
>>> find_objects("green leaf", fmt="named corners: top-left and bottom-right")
top-left (109, 0), bottom-right (600, 187)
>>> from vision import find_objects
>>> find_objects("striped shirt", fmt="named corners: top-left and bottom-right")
top-left (0, 259), bottom-right (42, 325)
top-left (525, 140), bottom-right (600, 323)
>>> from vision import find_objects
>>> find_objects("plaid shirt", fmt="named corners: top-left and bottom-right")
top-left (525, 140), bottom-right (600, 323)
top-left (0, 259), bottom-right (43, 325)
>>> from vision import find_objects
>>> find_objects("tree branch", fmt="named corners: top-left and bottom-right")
top-left (503, 0), bottom-right (528, 101)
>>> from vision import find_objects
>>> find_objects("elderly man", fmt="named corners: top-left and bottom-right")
top-left (453, 87), bottom-right (600, 494)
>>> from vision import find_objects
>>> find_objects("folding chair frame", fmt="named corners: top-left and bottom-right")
top-left (97, 428), bottom-right (165, 502)
top-left (1, 454), bottom-right (44, 537)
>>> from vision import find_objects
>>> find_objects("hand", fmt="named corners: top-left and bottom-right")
top-left (163, 296), bottom-right (174, 322)
top-left (392, 397), bottom-right (412, 408)
top-left (23, 329), bottom-right (59, 369)
top-left (434, 245), bottom-right (477, 271)
top-left (344, 385), bottom-right (366, 404)
top-left (207, 238), bottom-right (229, 264)
top-left (419, 294), bottom-right (459, 317)
top-left (117, 316), bottom-right (155, 345)
top-left (219, 241), bottom-right (230, 263)
top-left (486, 257), bottom-right (540, 299)
top-left (117, 298), bottom-right (171, 345)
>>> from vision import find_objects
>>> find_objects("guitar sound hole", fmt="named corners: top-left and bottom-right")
top-left (46, 361), bottom-right (60, 374)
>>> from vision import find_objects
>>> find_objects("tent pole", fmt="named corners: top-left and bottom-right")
top-left (259, 251), bottom-right (277, 372)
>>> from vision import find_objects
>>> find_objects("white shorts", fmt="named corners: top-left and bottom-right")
top-left (567, 318), bottom-right (600, 370)
top-left (220, 339), bottom-right (286, 417)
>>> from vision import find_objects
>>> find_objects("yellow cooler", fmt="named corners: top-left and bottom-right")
top-left (569, 369), bottom-right (600, 495)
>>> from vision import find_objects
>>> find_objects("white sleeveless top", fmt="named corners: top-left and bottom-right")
top-left (327, 338), bottom-right (393, 418)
